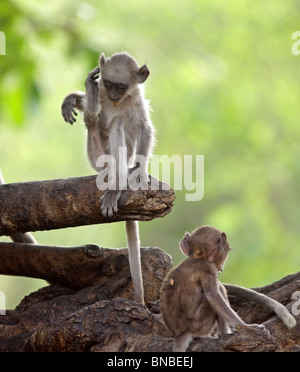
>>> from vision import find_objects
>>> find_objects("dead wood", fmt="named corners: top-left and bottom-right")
top-left (0, 174), bottom-right (175, 236)
top-left (0, 244), bottom-right (172, 301)
top-left (0, 247), bottom-right (299, 352)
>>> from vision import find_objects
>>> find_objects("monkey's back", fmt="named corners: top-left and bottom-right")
top-left (160, 259), bottom-right (218, 337)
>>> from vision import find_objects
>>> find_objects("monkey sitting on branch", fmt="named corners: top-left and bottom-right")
top-left (160, 226), bottom-right (296, 352)
top-left (61, 52), bottom-right (155, 305)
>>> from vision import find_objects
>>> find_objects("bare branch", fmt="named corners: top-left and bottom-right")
top-left (0, 243), bottom-right (172, 299)
top-left (0, 174), bottom-right (175, 236)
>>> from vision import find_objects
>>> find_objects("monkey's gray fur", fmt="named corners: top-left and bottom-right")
top-left (62, 52), bottom-right (155, 304)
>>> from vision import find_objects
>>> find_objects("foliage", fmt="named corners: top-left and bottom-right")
top-left (0, 0), bottom-right (300, 308)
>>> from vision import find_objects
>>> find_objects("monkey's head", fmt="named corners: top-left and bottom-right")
top-left (180, 225), bottom-right (232, 271)
top-left (99, 52), bottom-right (150, 104)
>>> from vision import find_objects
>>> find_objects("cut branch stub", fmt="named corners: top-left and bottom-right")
top-left (0, 175), bottom-right (175, 236)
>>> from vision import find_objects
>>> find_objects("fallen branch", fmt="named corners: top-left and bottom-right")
top-left (0, 244), bottom-right (172, 301)
top-left (0, 175), bottom-right (175, 236)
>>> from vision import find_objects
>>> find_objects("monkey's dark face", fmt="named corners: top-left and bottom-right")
top-left (100, 52), bottom-right (150, 105)
top-left (103, 79), bottom-right (129, 102)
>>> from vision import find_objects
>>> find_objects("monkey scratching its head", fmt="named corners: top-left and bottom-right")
top-left (61, 51), bottom-right (155, 305)
top-left (99, 52), bottom-right (150, 107)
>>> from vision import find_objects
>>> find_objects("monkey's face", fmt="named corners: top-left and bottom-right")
top-left (99, 52), bottom-right (150, 105)
top-left (214, 233), bottom-right (231, 272)
top-left (102, 79), bottom-right (129, 103)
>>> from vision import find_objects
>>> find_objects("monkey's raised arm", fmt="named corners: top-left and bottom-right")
top-left (100, 116), bottom-right (126, 217)
top-left (61, 91), bottom-right (86, 125)
top-left (225, 284), bottom-right (297, 329)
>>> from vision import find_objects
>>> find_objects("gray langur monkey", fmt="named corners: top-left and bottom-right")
top-left (0, 170), bottom-right (37, 244)
top-left (61, 52), bottom-right (155, 305)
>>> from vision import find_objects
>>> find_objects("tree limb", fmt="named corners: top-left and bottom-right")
top-left (0, 175), bottom-right (175, 236)
top-left (1, 271), bottom-right (299, 352)
top-left (0, 243), bottom-right (172, 302)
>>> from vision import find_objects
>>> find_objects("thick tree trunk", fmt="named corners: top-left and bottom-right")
top-left (0, 245), bottom-right (299, 352)
top-left (0, 174), bottom-right (175, 236)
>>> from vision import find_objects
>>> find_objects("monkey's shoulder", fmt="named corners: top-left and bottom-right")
top-left (179, 257), bottom-right (217, 275)
top-left (165, 258), bottom-right (217, 288)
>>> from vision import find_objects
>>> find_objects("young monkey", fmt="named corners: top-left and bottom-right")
top-left (160, 226), bottom-right (296, 352)
top-left (61, 52), bottom-right (155, 305)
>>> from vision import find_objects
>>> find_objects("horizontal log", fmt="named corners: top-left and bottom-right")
top-left (0, 242), bottom-right (104, 287)
top-left (0, 243), bottom-right (173, 299)
top-left (0, 175), bottom-right (175, 236)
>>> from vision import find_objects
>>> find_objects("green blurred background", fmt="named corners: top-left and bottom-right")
top-left (0, 0), bottom-right (299, 309)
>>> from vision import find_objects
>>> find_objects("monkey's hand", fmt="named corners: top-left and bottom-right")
top-left (85, 67), bottom-right (100, 98)
top-left (62, 97), bottom-right (79, 125)
top-left (101, 190), bottom-right (122, 217)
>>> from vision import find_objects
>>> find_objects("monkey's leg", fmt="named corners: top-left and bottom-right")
top-left (101, 117), bottom-right (127, 217)
top-left (173, 333), bottom-right (193, 352)
top-left (217, 316), bottom-right (232, 336)
top-left (126, 220), bottom-right (144, 305)
top-left (136, 124), bottom-right (154, 190)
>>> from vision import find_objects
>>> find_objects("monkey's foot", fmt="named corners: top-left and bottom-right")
top-left (236, 324), bottom-right (268, 333)
top-left (101, 190), bottom-right (122, 217)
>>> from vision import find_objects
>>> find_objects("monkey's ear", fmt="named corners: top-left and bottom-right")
top-left (180, 233), bottom-right (191, 256)
top-left (100, 53), bottom-right (106, 67)
top-left (136, 65), bottom-right (150, 84)
top-left (221, 232), bottom-right (227, 246)
top-left (221, 232), bottom-right (232, 251)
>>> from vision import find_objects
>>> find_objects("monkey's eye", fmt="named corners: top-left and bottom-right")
top-left (104, 80), bottom-right (112, 89)
top-left (118, 84), bottom-right (127, 91)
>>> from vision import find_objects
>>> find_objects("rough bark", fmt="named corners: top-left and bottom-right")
top-left (0, 244), bottom-right (172, 301)
top-left (0, 175), bottom-right (175, 236)
top-left (0, 245), bottom-right (299, 352)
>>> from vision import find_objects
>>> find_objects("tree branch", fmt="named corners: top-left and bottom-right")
top-left (0, 175), bottom-right (175, 236)
top-left (0, 271), bottom-right (299, 352)
top-left (0, 243), bottom-right (172, 301)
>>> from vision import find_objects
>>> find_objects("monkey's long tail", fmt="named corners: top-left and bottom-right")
top-left (0, 169), bottom-right (37, 244)
top-left (126, 220), bottom-right (144, 305)
top-left (225, 284), bottom-right (297, 329)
